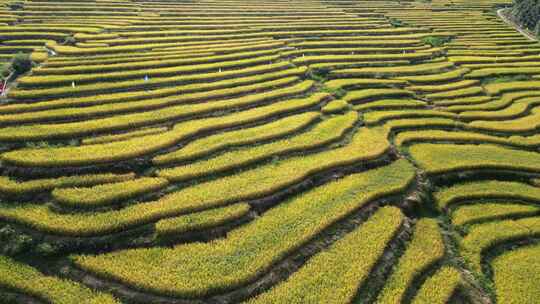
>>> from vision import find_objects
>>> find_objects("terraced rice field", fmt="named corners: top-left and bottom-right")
top-left (0, 0), bottom-right (539, 303)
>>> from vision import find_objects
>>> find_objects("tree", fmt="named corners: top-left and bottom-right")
top-left (511, 0), bottom-right (540, 34)
top-left (0, 52), bottom-right (33, 86)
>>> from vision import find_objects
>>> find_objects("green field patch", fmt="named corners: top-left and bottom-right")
top-left (157, 112), bottom-right (357, 181)
top-left (154, 112), bottom-right (320, 165)
top-left (249, 207), bottom-right (403, 303)
top-left (451, 202), bottom-right (540, 226)
top-left (461, 217), bottom-right (540, 274)
top-left (18, 54), bottom-right (282, 88)
top-left (0, 173), bottom-right (134, 196)
top-left (363, 109), bottom-right (456, 125)
top-left (33, 49), bottom-right (281, 76)
top-left (377, 219), bottom-right (445, 303)
top-left (433, 95), bottom-right (492, 107)
top-left (484, 80), bottom-right (540, 95)
top-left (82, 127), bottom-right (169, 145)
top-left (469, 106), bottom-right (540, 133)
top-left (8, 61), bottom-right (296, 101)
top-left (466, 67), bottom-right (539, 79)
top-left (408, 79), bottom-right (479, 93)
top-left (493, 244), bottom-right (540, 304)
top-left (0, 67), bottom-right (306, 114)
top-left (52, 178), bottom-right (169, 209)
top-left (321, 99), bottom-right (349, 114)
top-left (354, 98), bottom-right (427, 111)
top-left (324, 78), bottom-right (407, 91)
top-left (425, 86), bottom-right (484, 100)
top-left (410, 266), bottom-right (463, 304)
top-left (73, 161), bottom-right (414, 297)
top-left (0, 80), bottom-right (315, 142)
top-left (156, 203), bottom-right (251, 236)
top-left (343, 88), bottom-right (416, 105)
top-left (397, 67), bottom-right (469, 84)
top-left (459, 98), bottom-right (540, 121)
top-left (331, 61), bottom-right (455, 78)
top-left (395, 129), bottom-right (540, 148)
top-left (0, 77), bottom-right (307, 125)
top-left (0, 126), bottom-right (394, 236)
top-left (0, 93), bottom-right (325, 167)
top-left (435, 180), bottom-right (540, 211)
top-left (0, 255), bottom-right (119, 304)
top-left (409, 143), bottom-right (540, 175)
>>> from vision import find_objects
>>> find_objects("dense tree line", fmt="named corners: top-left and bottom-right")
top-left (511, 0), bottom-right (540, 36)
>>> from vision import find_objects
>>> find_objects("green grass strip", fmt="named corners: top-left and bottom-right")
top-left (493, 244), bottom-right (540, 304)
top-left (18, 54), bottom-right (281, 87)
top-left (459, 102), bottom-right (532, 121)
top-left (354, 99), bottom-right (426, 111)
top-left (249, 206), bottom-right (403, 304)
top-left (0, 67), bottom-right (306, 114)
top-left (0, 255), bottom-right (119, 304)
top-left (0, 173), bottom-right (134, 196)
top-left (383, 118), bottom-right (464, 133)
top-left (321, 100), bottom-right (349, 114)
top-left (331, 61), bottom-right (455, 78)
top-left (435, 180), bottom-right (540, 211)
top-left (72, 160), bottom-right (415, 297)
top-left (377, 218), bottom-right (445, 304)
top-left (408, 79), bottom-right (479, 93)
top-left (395, 130), bottom-right (540, 147)
top-left (433, 96), bottom-right (492, 107)
top-left (411, 266), bottom-right (462, 304)
top-left (0, 79), bottom-right (313, 138)
top-left (8, 61), bottom-right (294, 100)
top-left (0, 93), bottom-right (326, 167)
top-left (292, 52), bottom-right (438, 65)
top-left (396, 68), bottom-right (469, 84)
top-left (34, 49), bottom-right (279, 75)
top-left (158, 112), bottom-right (357, 181)
top-left (469, 107), bottom-right (540, 133)
top-left (324, 78), bottom-right (407, 91)
top-left (343, 88), bottom-right (415, 105)
top-left (452, 203), bottom-right (540, 226)
top-left (52, 178), bottom-right (169, 208)
top-left (156, 203), bottom-right (251, 236)
top-left (408, 143), bottom-right (540, 175)
top-left (484, 80), bottom-right (540, 95)
top-left (82, 127), bottom-right (169, 145)
top-left (364, 109), bottom-right (456, 125)
top-left (442, 91), bottom-right (540, 113)
top-left (465, 67), bottom-right (540, 78)
top-left (0, 76), bottom-right (302, 124)
top-left (450, 55), bottom-right (540, 65)
top-left (0, 126), bottom-right (395, 236)
top-left (461, 217), bottom-right (540, 273)
top-left (153, 112), bottom-right (320, 165)
top-left (425, 86), bottom-right (484, 100)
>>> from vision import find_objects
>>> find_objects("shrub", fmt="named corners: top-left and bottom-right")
top-left (421, 35), bottom-right (452, 47)
top-left (389, 18), bottom-right (405, 27)
top-left (10, 52), bottom-right (33, 77)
